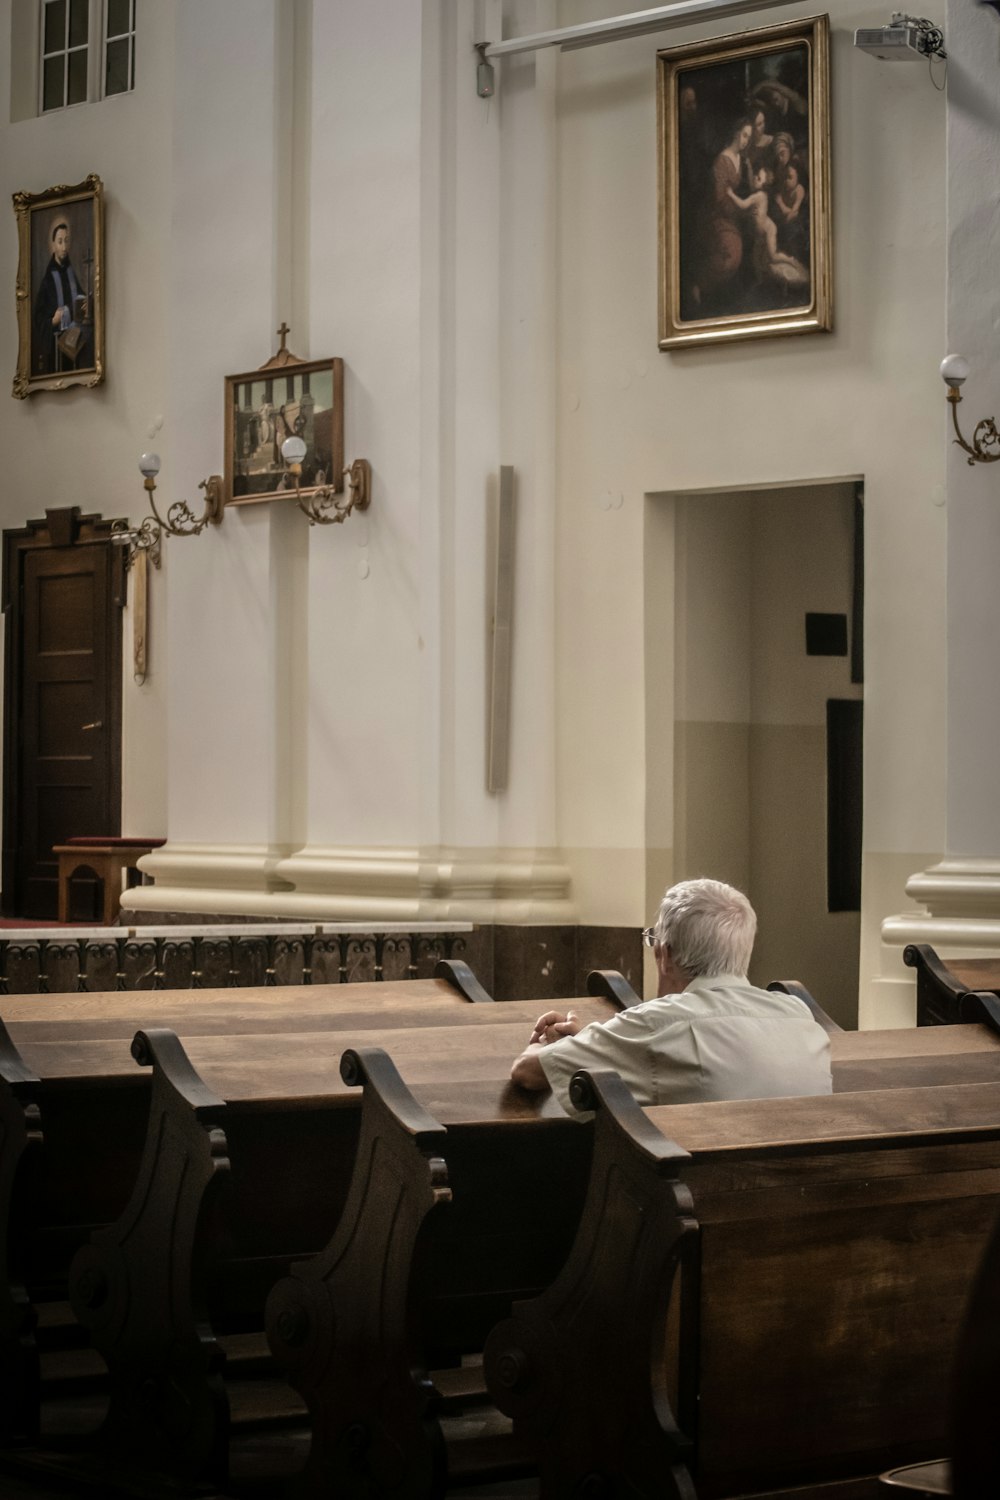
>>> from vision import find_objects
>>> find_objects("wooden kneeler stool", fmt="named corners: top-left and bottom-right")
top-left (53, 836), bottom-right (165, 925)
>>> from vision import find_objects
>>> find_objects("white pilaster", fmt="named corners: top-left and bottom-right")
top-left (127, 0), bottom-right (297, 911)
top-left (880, 0), bottom-right (1000, 984)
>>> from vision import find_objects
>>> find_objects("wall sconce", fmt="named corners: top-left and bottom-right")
top-left (110, 454), bottom-right (226, 686)
top-left (111, 453), bottom-right (226, 568)
top-left (111, 514), bottom-right (162, 570)
top-left (139, 452), bottom-right (225, 535)
top-left (940, 355), bottom-right (1000, 465)
top-left (280, 436), bottom-right (371, 526)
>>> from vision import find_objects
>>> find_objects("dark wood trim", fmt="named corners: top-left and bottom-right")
top-left (851, 482), bottom-right (864, 685)
top-left (586, 968), bottom-right (640, 1009)
top-left (767, 979), bottom-right (844, 1034)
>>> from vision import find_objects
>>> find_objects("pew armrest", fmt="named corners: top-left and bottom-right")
top-left (903, 943), bottom-right (965, 1026)
top-left (767, 980), bottom-right (843, 1034)
top-left (434, 958), bottom-right (494, 1004)
top-left (0, 1018), bottom-right (40, 1089)
top-left (340, 1045), bottom-right (454, 1139)
top-left (586, 969), bottom-right (640, 1010)
top-left (485, 1066), bottom-right (697, 1499)
top-left (268, 1044), bottom-right (452, 1497)
top-left (959, 990), bottom-right (1000, 1037)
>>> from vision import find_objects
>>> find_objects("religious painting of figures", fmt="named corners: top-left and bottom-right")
top-left (225, 355), bottom-right (344, 506)
top-left (657, 16), bottom-right (831, 350)
top-left (12, 174), bottom-right (105, 398)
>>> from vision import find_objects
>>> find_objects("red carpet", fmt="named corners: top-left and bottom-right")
top-left (0, 918), bottom-right (98, 929)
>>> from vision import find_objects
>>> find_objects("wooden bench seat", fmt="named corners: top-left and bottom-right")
top-left (11, 979), bottom-right (1000, 1492)
top-left (0, 973), bottom-right (622, 1450)
top-left (59, 1017), bottom-right (1000, 1493)
top-left (65, 1020), bottom-right (603, 1486)
top-left (483, 1075), bottom-right (1000, 1500)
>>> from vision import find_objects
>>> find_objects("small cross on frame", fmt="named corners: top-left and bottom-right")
top-left (276, 322), bottom-right (291, 353)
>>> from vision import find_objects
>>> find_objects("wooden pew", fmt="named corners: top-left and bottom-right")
top-left (0, 958), bottom-right (495, 1038)
top-left (830, 1020), bottom-right (1000, 1089)
top-left (0, 965), bottom-right (486, 1445)
top-left (258, 1026), bottom-right (1000, 1500)
top-left (22, 990), bottom-right (999, 1490)
top-left (483, 1074), bottom-right (1000, 1500)
top-left (904, 942), bottom-right (1000, 1026)
top-left (60, 1014), bottom-right (996, 1492)
top-left (65, 1020), bottom-right (598, 1487)
top-left (0, 975), bottom-right (621, 1448)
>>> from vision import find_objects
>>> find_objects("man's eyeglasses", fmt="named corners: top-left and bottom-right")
top-left (642, 927), bottom-right (657, 948)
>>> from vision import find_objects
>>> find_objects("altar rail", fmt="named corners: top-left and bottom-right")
top-left (0, 923), bottom-right (474, 995)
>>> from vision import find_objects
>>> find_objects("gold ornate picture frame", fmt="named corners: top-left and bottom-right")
top-left (12, 173), bottom-right (105, 398)
top-left (224, 345), bottom-right (344, 507)
top-left (657, 15), bottom-right (832, 350)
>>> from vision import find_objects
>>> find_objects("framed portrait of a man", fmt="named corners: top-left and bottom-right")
top-left (12, 174), bottom-right (105, 398)
top-left (657, 16), bottom-right (831, 350)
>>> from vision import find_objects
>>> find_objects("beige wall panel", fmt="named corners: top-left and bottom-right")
top-left (673, 719), bottom-right (750, 894)
top-left (564, 845), bottom-right (648, 928)
top-left (748, 722), bottom-right (859, 1026)
top-left (750, 485), bottom-right (861, 725)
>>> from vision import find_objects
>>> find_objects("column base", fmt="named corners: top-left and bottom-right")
top-left (882, 859), bottom-right (1000, 953)
top-left (123, 842), bottom-right (577, 924)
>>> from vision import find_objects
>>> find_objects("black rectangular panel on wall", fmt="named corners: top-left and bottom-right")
top-left (805, 613), bottom-right (848, 656)
top-left (827, 698), bottom-right (863, 912)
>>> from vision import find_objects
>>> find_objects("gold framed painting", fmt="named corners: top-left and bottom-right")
top-left (225, 353), bottom-right (344, 506)
top-left (657, 15), bottom-right (831, 350)
top-left (12, 173), bottom-right (105, 398)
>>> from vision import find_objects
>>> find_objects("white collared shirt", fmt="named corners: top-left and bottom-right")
top-left (537, 973), bottom-right (833, 1116)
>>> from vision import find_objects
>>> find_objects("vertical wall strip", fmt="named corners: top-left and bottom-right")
top-left (488, 465), bottom-right (515, 792)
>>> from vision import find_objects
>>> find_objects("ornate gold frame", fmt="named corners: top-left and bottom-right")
top-left (12, 173), bottom-right (105, 398)
top-left (224, 339), bottom-right (344, 508)
top-left (657, 15), bottom-right (832, 350)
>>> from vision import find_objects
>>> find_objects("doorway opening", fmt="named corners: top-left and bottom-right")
top-left (644, 480), bottom-right (863, 1027)
top-left (2, 507), bottom-right (125, 920)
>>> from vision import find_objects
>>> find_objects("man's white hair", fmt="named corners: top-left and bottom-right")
top-left (652, 878), bottom-right (756, 978)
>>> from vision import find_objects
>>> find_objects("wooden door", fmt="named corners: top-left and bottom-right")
top-left (3, 509), bottom-right (124, 919)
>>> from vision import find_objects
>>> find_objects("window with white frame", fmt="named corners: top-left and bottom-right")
top-left (103, 0), bottom-right (134, 98)
top-left (41, 0), bottom-right (89, 111)
top-left (38, 0), bottom-right (135, 113)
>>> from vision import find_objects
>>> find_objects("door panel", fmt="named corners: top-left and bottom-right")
top-left (5, 521), bottom-right (122, 919)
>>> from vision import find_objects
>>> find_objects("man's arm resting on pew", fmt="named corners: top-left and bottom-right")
top-left (511, 1009), bottom-right (583, 1090)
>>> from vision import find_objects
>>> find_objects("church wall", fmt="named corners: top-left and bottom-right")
top-left (0, 0), bottom-right (176, 844)
top-left (550, 0), bottom-right (947, 1014)
top-left (872, 0), bottom-right (1000, 1021)
top-left (0, 0), bottom-right (951, 1013)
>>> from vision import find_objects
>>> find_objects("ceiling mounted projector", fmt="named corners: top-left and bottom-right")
top-left (854, 13), bottom-right (946, 60)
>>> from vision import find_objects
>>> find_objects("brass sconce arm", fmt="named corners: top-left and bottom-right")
top-left (941, 354), bottom-right (1000, 466)
top-left (140, 454), bottom-right (225, 535)
top-left (280, 439), bottom-right (371, 527)
top-left (111, 515), bottom-right (162, 570)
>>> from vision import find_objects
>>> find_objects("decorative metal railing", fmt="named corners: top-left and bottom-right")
top-left (0, 925), bottom-right (473, 995)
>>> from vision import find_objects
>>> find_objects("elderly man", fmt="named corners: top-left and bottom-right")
top-left (511, 878), bottom-right (832, 1112)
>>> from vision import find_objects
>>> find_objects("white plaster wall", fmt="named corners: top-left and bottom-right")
top-left (944, 0), bottom-right (1000, 857)
top-left (870, 0), bottom-right (1000, 1023)
top-left (550, 0), bottom-right (948, 1010)
top-left (157, 0), bottom-right (295, 881)
top-left (0, 0), bottom-right (175, 840)
top-left (300, 0), bottom-right (425, 852)
top-left (0, 0), bottom-right (953, 967)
